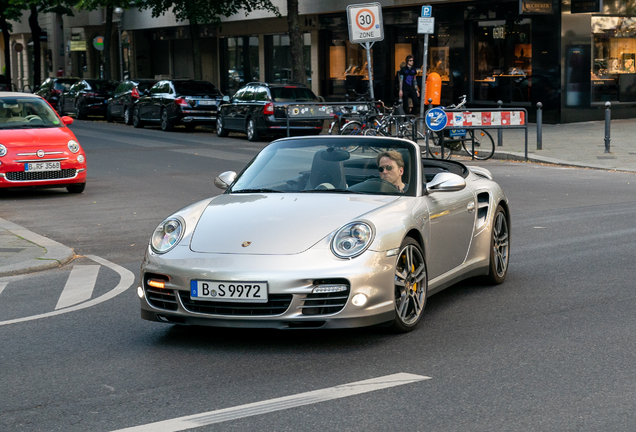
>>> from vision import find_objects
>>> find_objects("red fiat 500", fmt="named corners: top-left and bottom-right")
top-left (0, 92), bottom-right (86, 193)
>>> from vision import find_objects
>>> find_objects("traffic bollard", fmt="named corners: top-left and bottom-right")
top-left (497, 100), bottom-right (503, 146)
top-left (536, 102), bottom-right (543, 150)
top-left (604, 101), bottom-right (611, 153)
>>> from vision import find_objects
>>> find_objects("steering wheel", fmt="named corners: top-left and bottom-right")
top-left (25, 115), bottom-right (42, 122)
top-left (366, 177), bottom-right (400, 191)
top-left (315, 183), bottom-right (335, 190)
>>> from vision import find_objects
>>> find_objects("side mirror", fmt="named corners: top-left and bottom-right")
top-left (222, 95), bottom-right (230, 103)
top-left (214, 171), bottom-right (237, 190)
top-left (61, 116), bottom-right (74, 126)
top-left (426, 172), bottom-right (466, 193)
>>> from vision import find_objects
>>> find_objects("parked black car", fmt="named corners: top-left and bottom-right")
top-left (57, 79), bottom-right (119, 119)
top-left (34, 77), bottom-right (79, 109)
top-left (132, 79), bottom-right (223, 131)
top-left (216, 82), bottom-right (323, 141)
top-left (106, 79), bottom-right (158, 125)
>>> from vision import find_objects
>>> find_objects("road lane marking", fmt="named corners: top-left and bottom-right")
top-left (55, 265), bottom-right (100, 310)
top-left (0, 255), bottom-right (134, 326)
top-left (0, 281), bottom-right (6, 295)
top-left (111, 373), bottom-right (430, 432)
top-left (169, 147), bottom-right (254, 162)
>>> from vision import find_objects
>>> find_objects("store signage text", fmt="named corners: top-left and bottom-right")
top-left (571, 0), bottom-right (602, 13)
top-left (493, 27), bottom-right (505, 39)
top-left (519, 0), bottom-right (554, 15)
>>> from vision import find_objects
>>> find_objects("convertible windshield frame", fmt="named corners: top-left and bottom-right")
top-left (228, 137), bottom-right (418, 197)
top-left (0, 97), bottom-right (64, 129)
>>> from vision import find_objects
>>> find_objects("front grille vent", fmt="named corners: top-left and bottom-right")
top-left (7, 169), bottom-right (76, 181)
top-left (179, 292), bottom-right (292, 316)
top-left (301, 280), bottom-right (350, 316)
top-left (144, 273), bottom-right (177, 311)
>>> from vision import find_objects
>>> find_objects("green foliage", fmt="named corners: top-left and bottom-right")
top-left (135, 0), bottom-right (280, 25)
top-left (76, 0), bottom-right (128, 11)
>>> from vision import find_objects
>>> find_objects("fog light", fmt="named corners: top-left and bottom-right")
top-left (77, 155), bottom-right (85, 163)
top-left (351, 293), bottom-right (367, 306)
top-left (312, 284), bottom-right (348, 293)
top-left (137, 286), bottom-right (144, 298)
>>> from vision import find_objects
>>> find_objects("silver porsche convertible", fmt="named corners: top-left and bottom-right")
top-left (138, 136), bottom-right (509, 332)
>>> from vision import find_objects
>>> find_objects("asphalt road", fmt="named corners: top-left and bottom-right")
top-left (1, 119), bottom-right (636, 431)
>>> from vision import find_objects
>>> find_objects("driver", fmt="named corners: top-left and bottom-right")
top-left (376, 151), bottom-right (407, 193)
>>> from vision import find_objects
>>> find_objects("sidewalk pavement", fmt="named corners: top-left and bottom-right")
top-left (1, 117), bottom-right (635, 277)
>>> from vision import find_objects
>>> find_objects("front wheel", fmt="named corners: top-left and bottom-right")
top-left (485, 205), bottom-right (510, 284)
top-left (132, 107), bottom-right (144, 128)
top-left (123, 106), bottom-right (132, 125)
top-left (462, 129), bottom-right (495, 160)
top-left (389, 237), bottom-right (427, 333)
top-left (161, 109), bottom-right (174, 131)
top-left (246, 118), bottom-right (260, 141)
top-left (67, 183), bottom-right (85, 194)
top-left (427, 131), bottom-right (452, 160)
top-left (339, 121), bottom-right (363, 136)
top-left (216, 116), bottom-right (229, 137)
top-left (75, 103), bottom-right (87, 120)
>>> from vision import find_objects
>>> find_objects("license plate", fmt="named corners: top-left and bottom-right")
top-left (449, 129), bottom-right (467, 137)
top-left (25, 161), bottom-right (61, 172)
top-left (190, 280), bottom-right (268, 303)
top-left (197, 100), bottom-right (215, 106)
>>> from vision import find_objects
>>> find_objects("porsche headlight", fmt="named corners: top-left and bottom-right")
top-left (68, 140), bottom-right (80, 153)
top-left (0, 144), bottom-right (6, 157)
top-left (150, 217), bottom-right (185, 254)
top-left (331, 222), bottom-right (374, 259)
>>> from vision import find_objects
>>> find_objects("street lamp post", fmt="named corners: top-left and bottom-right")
top-left (113, 7), bottom-right (124, 80)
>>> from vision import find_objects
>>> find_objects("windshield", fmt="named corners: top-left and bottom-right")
top-left (54, 79), bottom-right (77, 91)
top-left (174, 82), bottom-right (221, 96)
top-left (86, 80), bottom-right (118, 92)
top-left (270, 87), bottom-right (317, 102)
top-left (0, 97), bottom-right (64, 129)
top-left (229, 138), bottom-right (416, 196)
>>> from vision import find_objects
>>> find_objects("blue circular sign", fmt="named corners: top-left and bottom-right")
top-left (425, 107), bottom-right (447, 132)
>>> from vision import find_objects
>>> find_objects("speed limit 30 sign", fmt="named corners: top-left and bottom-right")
top-left (347, 3), bottom-right (384, 43)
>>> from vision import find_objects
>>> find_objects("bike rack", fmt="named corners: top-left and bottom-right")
top-left (412, 107), bottom-right (529, 161)
top-left (285, 102), bottom-right (375, 137)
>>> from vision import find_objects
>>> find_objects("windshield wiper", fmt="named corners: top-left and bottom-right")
top-left (231, 188), bottom-right (282, 193)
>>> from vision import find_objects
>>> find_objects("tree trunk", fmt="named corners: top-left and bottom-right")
top-left (103, 5), bottom-right (113, 80)
top-left (189, 18), bottom-right (202, 80)
top-left (0, 18), bottom-right (11, 85)
top-left (287, 0), bottom-right (308, 86)
top-left (29, 5), bottom-right (42, 88)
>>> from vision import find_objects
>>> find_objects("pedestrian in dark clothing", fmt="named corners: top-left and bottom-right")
top-left (398, 55), bottom-right (420, 115)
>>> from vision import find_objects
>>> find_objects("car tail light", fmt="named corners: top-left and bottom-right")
top-left (85, 92), bottom-right (98, 98)
top-left (263, 102), bottom-right (274, 115)
top-left (284, 86), bottom-right (297, 88)
top-left (51, 89), bottom-right (62, 95)
top-left (175, 97), bottom-right (189, 107)
top-left (131, 87), bottom-right (139, 99)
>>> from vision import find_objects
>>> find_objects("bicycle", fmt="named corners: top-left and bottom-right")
top-left (425, 95), bottom-right (495, 160)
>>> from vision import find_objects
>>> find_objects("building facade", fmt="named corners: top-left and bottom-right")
top-left (5, 0), bottom-right (636, 123)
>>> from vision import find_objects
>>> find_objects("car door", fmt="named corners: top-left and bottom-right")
top-left (112, 82), bottom-right (128, 117)
top-left (65, 81), bottom-right (82, 113)
top-left (236, 85), bottom-right (254, 132)
top-left (225, 87), bottom-right (245, 129)
top-left (424, 185), bottom-right (476, 280)
top-left (139, 82), bottom-right (161, 119)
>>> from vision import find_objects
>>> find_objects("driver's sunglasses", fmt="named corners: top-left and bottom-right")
top-left (378, 165), bottom-right (394, 173)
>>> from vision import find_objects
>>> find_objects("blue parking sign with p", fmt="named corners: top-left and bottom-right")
top-left (422, 5), bottom-right (432, 17)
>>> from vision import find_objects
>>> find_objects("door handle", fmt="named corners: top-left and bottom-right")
top-left (467, 201), bottom-right (475, 213)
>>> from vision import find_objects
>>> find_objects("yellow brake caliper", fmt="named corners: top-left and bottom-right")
top-left (412, 264), bottom-right (417, 292)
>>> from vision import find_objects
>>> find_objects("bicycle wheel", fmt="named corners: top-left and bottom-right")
top-left (340, 121), bottom-right (363, 135)
top-left (426, 131), bottom-right (452, 160)
top-left (462, 129), bottom-right (495, 160)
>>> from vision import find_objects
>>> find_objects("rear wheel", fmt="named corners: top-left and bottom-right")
top-left (123, 106), bottom-right (132, 125)
top-left (339, 121), bottom-right (363, 136)
top-left (427, 131), bottom-right (452, 160)
top-left (389, 237), bottom-right (427, 333)
top-left (132, 106), bottom-right (144, 128)
top-left (75, 103), bottom-right (87, 120)
top-left (67, 183), bottom-right (85, 194)
top-left (462, 129), bottom-right (495, 160)
top-left (246, 117), bottom-right (260, 141)
top-left (485, 205), bottom-right (510, 284)
top-left (161, 109), bottom-right (174, 131)
top-left (216, 116), bottom-right (229, 137)
top-left (106, 105), bottom-right (113, 122)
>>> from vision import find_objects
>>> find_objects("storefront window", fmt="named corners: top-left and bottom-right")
top-left (329, 37), bottom-right (373, 96)
top-left (473, 19), bottom-right (532, 104)
top-left (265, 34), bottom-right (311, 85)
top-left (592, 16), bottom-right (636, 102)
top-left (220, 36), bottom-right (259, 96)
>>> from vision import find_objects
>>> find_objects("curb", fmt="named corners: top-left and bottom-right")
top-left (489, 150), bottom-right (636, 173)
top-left (0, 217), bottom-right (75, 277)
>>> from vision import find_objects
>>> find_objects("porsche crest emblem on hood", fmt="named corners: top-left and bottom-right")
top-left (241, 241), bottom-right (252, 247)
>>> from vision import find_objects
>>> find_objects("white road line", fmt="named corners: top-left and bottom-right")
top-left (0, 281), bottom-right (6, 295)
top-left (55, 265), bottom-right (100, 310)
top-left (0, 255), bottom-right (134, 326)
top-left (169, 147), bottom-right (254, 162)
top-left (111, 373), bottom-right (430, 432)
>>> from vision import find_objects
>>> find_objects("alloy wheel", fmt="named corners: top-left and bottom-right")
top-left (394, 242), bottom-right (427, 326)
top-left (492, 211), bottom-right (509, 278)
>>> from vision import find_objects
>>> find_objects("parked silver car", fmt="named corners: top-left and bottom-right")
top-left (138, 136), bottom-right (510, 332)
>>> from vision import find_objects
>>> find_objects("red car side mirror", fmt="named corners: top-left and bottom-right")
top-left (61, 116), bottom-right (74, 125)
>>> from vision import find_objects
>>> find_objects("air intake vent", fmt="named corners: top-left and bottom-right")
top-left (179, 292), bottom-right (292, 316)
top-left (476, 192), bottom-right (490, 230)
top-left (7, 169), bottom-right (76, 181)
top-left (301, 279), bottom-right (350, 316)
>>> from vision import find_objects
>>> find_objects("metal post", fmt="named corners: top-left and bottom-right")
top-left (497, 100), bottom-right (503, 146)
top-left (118, 23), bottom-right (123, 80)
top-left (536, 102), bottom-right (543, 150)
top-left (605, 101), bottom-right (611, 153)
top-left (419, 33), bottom-right (429, 120)
top-left (364, 41), bottom-right (375, 101)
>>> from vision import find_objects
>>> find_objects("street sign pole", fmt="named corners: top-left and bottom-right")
top-left (419, 6), bottom-right (433, 120)
top-left (420, 33), bottom-right (429, 119)
top-left (364, 41), bottom-right (375, 100)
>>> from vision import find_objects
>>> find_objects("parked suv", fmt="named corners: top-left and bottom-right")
top-left (107, 79), bottom-right (158, 125)
top-left (58, 79), bottom-right (119, 119)
top-left (132, 79), bottom-right (223, 131)
top-left (34, 77), bottom-right (79, 109)
top-left (216, 82), bottom-right (322, 141)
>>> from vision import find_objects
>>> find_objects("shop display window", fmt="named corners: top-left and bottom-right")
top-left (221, 36), bottom-right (259, 96)
top-left (592, 16), bottom-right (636, 102)
top-left (265, 34), bottom-right (311, 85)
top-left (473, 19), bottom-right (532, 104)
top-left (329, 39), bottom-right (373, 96)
